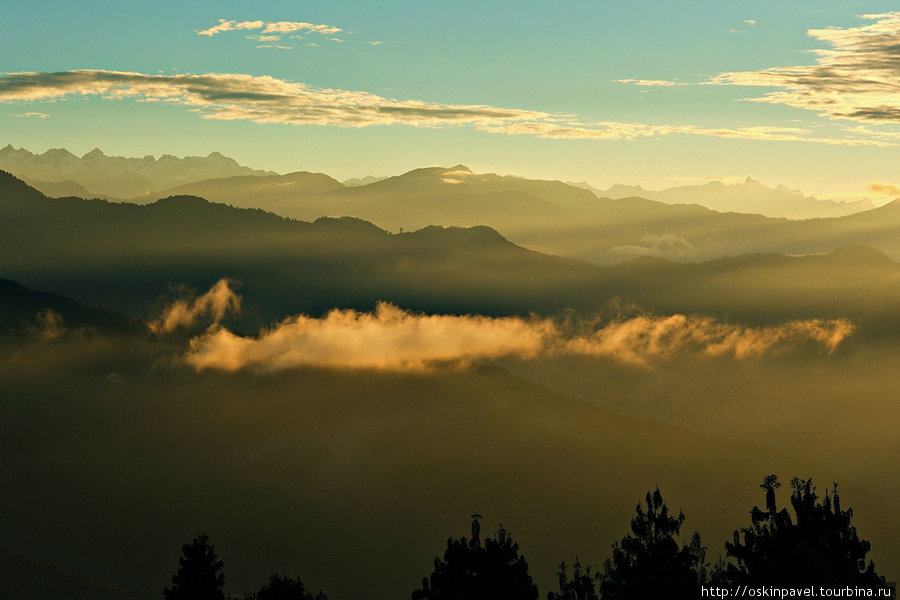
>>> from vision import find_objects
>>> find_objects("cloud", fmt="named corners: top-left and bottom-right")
top-left (12, 111), bottom-right (50, 118)
top-left (181, 282), bottom-right (854, 372)
top-left (868, 183), bottom-right (900, 196)
top-left (186, 302), bottom-right (551, 371)
top-left (707, 12), bottom-right (900, 124)
top-left (744, 19), bottom-right (757, 26)
top-left (477, 120), bottom-right (889, 146)
top-left (606, 234), bottom-right (697, 259)
top-left (27, 309), bottom-right (66, 340)
top-left (0, 69), bottom-right (890, 146)
top-left (617, 79), bottom-right (689, 87)
top-left (197, 19), bottom-right (340, 38)
top-left (150, 279), bottom-right (241, 334)
top-left (0, 70), bottom-right (545, 128)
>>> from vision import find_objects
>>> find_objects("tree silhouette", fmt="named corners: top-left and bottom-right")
top-left (163, 533), bottom-right (226, 600)
top-left (412, 515), bottom-right (539, 600)
top-left (599, 488), bottom-right (707, 600)
top-left (250, 573), bottom-right (328, 600)
top-left (547, 557), bottom-right (600, 600)
top-left (722, 475), bottom-right (885, 586)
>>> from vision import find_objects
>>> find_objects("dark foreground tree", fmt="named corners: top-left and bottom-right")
top-left (547, 557), bottom-right (600, 600)
top-left (722, 475), bottom-right (885, 586)
top-left (412, 514), bottom-right (539, 600)
top-left (164, 533), bottom-right (226, 600)
top-left (250, 573), bottom-right (328, 600)
top-left (599, 488), bottom-right (706, 600)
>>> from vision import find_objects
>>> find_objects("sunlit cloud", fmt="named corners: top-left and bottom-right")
top-left (744, 19), bottom-right (757, 26)
top-left (179, 281), bottom-right (854, 372)
top-left (616, 79), bottom-right (689, 87)
top-left (149, 279), bottom-right (241, 334)
top-left (1, 69), bottom-right (891, 147)
top-left (197, 19), bottom-right (341, 38)
top-left (868, 183), bottom-right (900, 196)
top-left (707, 12), bottom-right (900, 124)
top-left (607, 234), bottom-right (697, 259)
top-left (0, 70), bottom-right (545, 128)
top-left (12, 111), bottom-right (49, 118)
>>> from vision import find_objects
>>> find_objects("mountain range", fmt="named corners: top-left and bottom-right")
top-left (150, 164), bottom-right (900, 265)
top-left (2, 170), bottom-right (899, 337)
top-left (1, 145), bottom-right (882, 222)
top-left (589, 177), bottom-right (875, 219)
top-left (0, 145), bottom-right (273, 199)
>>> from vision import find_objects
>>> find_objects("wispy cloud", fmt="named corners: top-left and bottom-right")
top-left (149, 279), bottom-right (241, 334)
top-left (197, 19), bottom-right (341, 37)
top-left (708, 12), bottom-right (900, 124)
top-left (12, 111), bottom-right (49, 118)
top-left (476, 120), bottom-right (889, 146)
top-left (744, 19), bottom-right (757, 26)
top-left (868, 183), bottom-right (900, 196)
top-left (180, 282), bottom-right (854, 372)
top-left (0, 69), bottom-right (890, 146)
top-left (0, 70), bottom-right (545, 128)
top-left (616, 79), bottom-right (689, 87)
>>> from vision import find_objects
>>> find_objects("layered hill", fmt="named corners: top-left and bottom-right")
top-left (0, 277), bottom-right (144, 337)
top-left (2, 170), bottom-right (899, 337)
top-left (153, 165), bottom-right (900, 265)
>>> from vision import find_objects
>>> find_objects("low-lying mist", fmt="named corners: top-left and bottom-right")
top-left (1, 283), bottom-right (896, 598)
top-left (168, 280), bottom-right (854, 372)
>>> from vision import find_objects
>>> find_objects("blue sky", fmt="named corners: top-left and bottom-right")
top-left (2, 1), bottom-right (899, 197)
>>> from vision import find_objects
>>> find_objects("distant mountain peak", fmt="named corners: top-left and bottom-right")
top-left (40, 147), bottom-right (77, 159)
top-left (0, 145), bottom-right (275, 198)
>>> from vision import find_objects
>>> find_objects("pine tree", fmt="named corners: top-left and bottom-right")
top-left (547, 557), bottom-right (600, 600)
top-left (599, 488), bottom-right (706, 600)
top-left (412, 514), bottom-right (539, 600)
top-left (723, 476), bottom-right (885, 586)
top-left (163, 533), bottom-right (226, 600)
top-left (252, 573), bottom-right (328, 600)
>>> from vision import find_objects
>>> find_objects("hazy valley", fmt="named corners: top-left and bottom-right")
top-left (1, 156), bottom-right (897, 597)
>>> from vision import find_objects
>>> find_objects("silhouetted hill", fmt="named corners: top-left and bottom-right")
top-left (24, 177), bottom-right (104, 200)
top-left (0, 170), bottom-right (596, 327)
top-left (3, 171), bottom-right (900, 336)
top-left (151, 165), bottom-right (582, 233)
top-left (160, 171), bottom-right (344, 208)
top-left (0, 277), bottom-right (144, 337)
top-left (149, 166), bottom-right (900, 265)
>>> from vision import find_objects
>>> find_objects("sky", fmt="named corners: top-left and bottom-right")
top-left (1, 0), bottom-right (899, 197)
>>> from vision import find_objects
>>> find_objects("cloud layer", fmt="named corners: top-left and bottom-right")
top-left (0, 70), bottom-right (544, 128)
top-left (1, 68), bottom-right (888, 146)
top-left (178, 282), bottom-right (854, 372)
top-left (708, 12), bottom-right (900, 124)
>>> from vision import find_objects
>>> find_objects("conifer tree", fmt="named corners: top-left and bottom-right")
top-left (412, 514), bottom-right (539, 600)
top-left (163, 534), bottom-right (226, 600)
top-left (599, 488), bottom-right (706, 600)
top-left (723, 476), bottom-right (885, 585)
